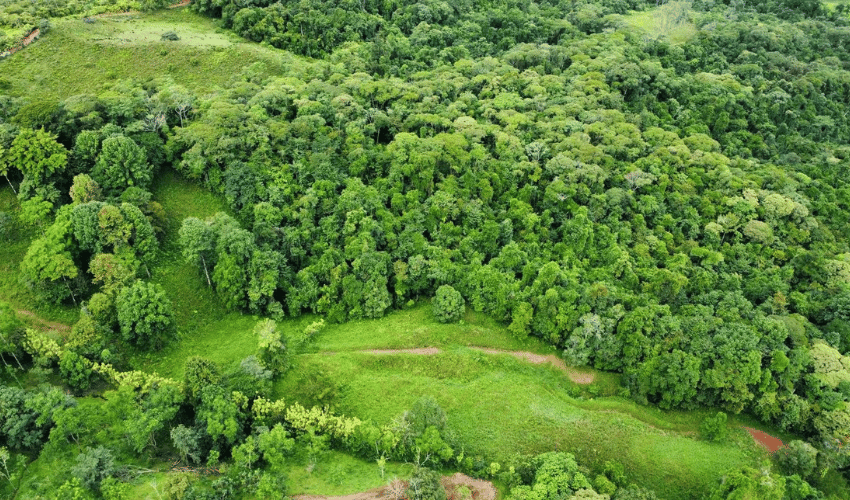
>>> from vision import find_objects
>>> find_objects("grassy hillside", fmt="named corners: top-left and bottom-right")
top-left (0, 9), bottom-right (302, 101)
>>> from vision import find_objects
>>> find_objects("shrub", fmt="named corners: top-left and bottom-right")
top-left (59, 350), bottom-right (92, 393)
top-left (407, 467), bottom-right (446, 500)
top-left (72, 446), bottom-right (116, 491)
top-left (161, 31), bottom-right (180, 41)
top-left (432, 285), bottom-right (464, 323)
top-left (773, 440), bottom-right (818, 479)
top-left (699, 412), bottom-right (728, 442)
top-left (115, 280), bottom-right (175, 350)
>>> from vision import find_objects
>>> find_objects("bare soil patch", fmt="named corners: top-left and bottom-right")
top-left (470, 347), bottom-right (595, 384)
top-left (15, 309), bottom-right (71, 337)
top-left (743, 427), bottom-right (785, 453)
top-left (364, 347), bottom-right (441, 355)
top-left (344, 346), bottom-right (595, 384)
top-left (291, 473), bottom-right (496, 500)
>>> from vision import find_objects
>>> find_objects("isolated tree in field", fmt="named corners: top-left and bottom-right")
top-left (91, 135), bottom-right (151, 196)
top-left (3, 128), bottom-right (67, 186)
top-left (116, 280), bottom-right (175, 350)
top-left (432, 285), bottom-right (464, 323)
top-left (178, 217), bottom-right (215, 287)
top-left (254, 319), bottom-right (288, 376)
top-left (699, 412), bottom-right (728, 442)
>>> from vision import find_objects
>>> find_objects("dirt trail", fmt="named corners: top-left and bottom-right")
top-left (15, 309), bottom-right (71, 336)
top-left (744, 427), bottom-right (785, 453)
top-left (365, 347), bottom-right (441, 355)
top-left (469, 347), bottom-right (595, 384)
top-left (292, 473), bottom-right (496, 500)
top-left (347, 346), bottom-right (595, 384)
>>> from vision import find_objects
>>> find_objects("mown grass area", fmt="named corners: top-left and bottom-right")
top-left (0, 8), bottom-right (306, 101)
top-left (0, 186), bottom-right (79, 326)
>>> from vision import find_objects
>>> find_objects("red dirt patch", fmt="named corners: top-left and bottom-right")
top-left (291, 473), bottom-right (496, 500)
top-left (744, 427), bottom-right (785, 453)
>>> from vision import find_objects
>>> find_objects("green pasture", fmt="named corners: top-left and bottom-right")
top-left (274, 344), bottom-right (766, 499)
top-left (0, 8), bottom-right (303, 101)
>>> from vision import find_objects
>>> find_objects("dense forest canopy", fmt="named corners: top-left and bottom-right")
top-left (3, 0), bottom-right (850, 497)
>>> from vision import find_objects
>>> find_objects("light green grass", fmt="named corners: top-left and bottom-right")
top-left (621, 4), bottom-right (698, 44)
top-left (275, 342), bottom-right (768, 500)
top-left (81, 16), bottom-right (237, 47)
top-left (308, 306), bottom-right (555, 354)
top-left (0, 8), bottom-right (307, 101)
top-left (129, 169), bottom-right (257, 378)
top-left (284, 450), bottom-right (413, 495)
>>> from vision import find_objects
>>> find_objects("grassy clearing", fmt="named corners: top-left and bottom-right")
top-left (308, 306), bottom-right (554, 354)
top-left (276, 349), bottom-right (765, 499)
top-left (0, 8), bottom-right (305, 101)
top-left (284, 450), bottom-right (413, 495)
top-left (128, 169), bottom-right (255, 378)
top-left (620, 3), bottom-right (698, 44)
top-left (274, 313), bottom-right (772, 500)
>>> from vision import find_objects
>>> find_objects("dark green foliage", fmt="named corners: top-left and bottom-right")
top-left (699, 412), bottom-right (728, 442)
top-left (71, 446), bottom-right (116, 491)
top-left (184, 356), bottom-right (221, 401)
top-left (59, 350), bottom-right (92, 393)
top-left (407, 467), bottom-right (446, 500)
top-left (161, 30), bottom-right (180, 41)
top-left (115, 280), bottom-right (175, 350)
top-left (0, 385), bottom-right (73, 450)
top-left (91, 135), bottom-right (151, 197)
top-left (432, 285), bottom-right (464, 323)
top-left (774, 440), bottom-right (818, 480)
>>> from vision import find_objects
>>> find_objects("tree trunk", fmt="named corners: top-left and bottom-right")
top-left (201, 255), bottom-right (212, 287)
top-left (62, 276), bottom-right (77, 305)
top-left (4, 174), bottom-right (15, 194)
